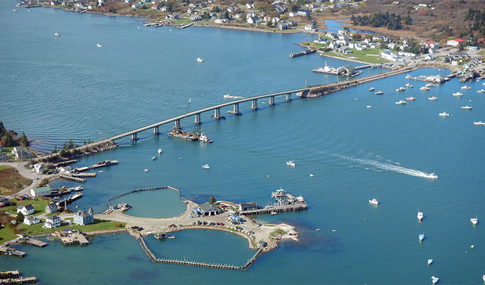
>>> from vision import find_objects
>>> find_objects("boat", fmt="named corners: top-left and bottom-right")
top-left (158, 149), bottom-right (162, 154)
top-left (461, 85), bottom-right (471, 90)
top-left (196, 58), bottom-right (204, 62)
top-left (151, 156), bottom-right (157, 160)
top-left (453, 92), bottom-right (463, 96)
top-left (426, 83), bottom-right (436, 87)
top-left (177, 22), bottom-right (193, 29)
top-left (473, 121), bottom-right (485, 126)
top-left (368, 87), bottom-right (375, 91)
top-left (405, 74), bottom-right (412, 79)
top-left (396, 87), bottom-right (406, 91)
top-left (462, 106), bottom-right (472, 110)
top-left (419, 233), bottom-right (425, 241)
top-left (375, 91), bottom-right (383, 95)
top-left (144, 169), bottom-right (148, 172)
top-left (369, 198), bottom-right (378, 205)
top-left (478, 89), bottom-right (485, 93)
top-left (396, 100), bottom-right (407, 105)
top-left (309, 174), bottom-right (314, 177)
top-left (431, 276), bottom-right (439, 284)
top-left (439, 112), bottom-right (449, 117)
top-left (286, 160), bottom-right (295, 167)
top-left (406, 97), bottom-right (415, 101)
top-left (420, 86), bottom-right (430, 91)
top-left (315, 228), bottom-right (321, 231)
top-left (97, 44), bottom-right (103, 48)
top-left (437, 68), bottom-right (441, 72)
top-left (427, 173), bottom-right (438, 179)
top-left (483, 275), bottom-right (485, 282)
top-left (270, 211), bottom-right (277, 215)
top-left (289, 49), bottom-right (316, 58)
top-left (405, 83), bottom-right (413, 88)
top-left (366, 106), bottom-right (371, 108)
top-left (471, 215), bottom-right (478, 225)
top-left (428, 96), bottom-right (438, 101)
top-left (428, 258), bottom-right (433, 265)
top-left (13, 9), bottom-right (17, 12)
top-left (471, 244), bottom-right (474, 248)
top-left (54, 33), bottom-right (60, 37)
top-left (154, 232), bottom-right (167, 239)
top-left (223, 94), bottom-right (234, 99)
top-left (417, 211), bottom-right (424, 221)
top-left (198, 132), bottom-right (213, 143)
top-left (168, 126), bottom-right (199, 141)
top-left (202, 164), bottom-right (210, 170)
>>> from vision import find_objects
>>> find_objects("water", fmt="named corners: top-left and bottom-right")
top-left (1, 2), bottom-right (485, 284)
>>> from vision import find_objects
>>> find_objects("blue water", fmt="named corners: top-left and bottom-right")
top-left (1, 2), bottom-right (485, 284)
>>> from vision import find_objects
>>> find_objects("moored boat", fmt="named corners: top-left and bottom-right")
top-left (396, 100), bottom-right (407, 105)
top-left (375, 91), bottom-right (383, 95)
top-left (406, 97), bottom-right (415, 101)
top-left (428, 96), bottom-right (438, 101)
top-left (453, 92), bottom-right (463, 97)
top-left (478, 89), bottom-right (485, 93)
top-left (419, 233), bottom-right (425, 241)
top-left (439, 112), bottom-right (449, 117)
top-left (369, 198), bottom-right (378, 205)
top-left (368, 87), bottom-right (375, 91)
top-left (420, 86), bottom-right (430, 91)
top-left (461, 85), bottom-right (471, 90)
top-left (471, 215), bottom-right (478, 225)
top-left (97, 44), bottom-right (103, 48)
top-left (418, 211), bottom-right (424, 221)
top-left (431, 276), bottom-right (439, 284)
top-left (462, 105), bottom-right (473, 110)
top-left (396, 87), bottom-right (406, 91)
top-left (197, 58), bottom-right (204, 62)
top-left (54, 33), bottom-right (60, 37)
top-left (158, 149), bottom-right (162, 154)
top-left (473, 121), bottom-right (485, 126)
top-left (202, 164), bottom-right (210, 170)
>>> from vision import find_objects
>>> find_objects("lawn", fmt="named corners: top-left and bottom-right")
top-left (327, 49), bottom-right (390, 64)
top-left (3, 198), bottom-right (48, 215)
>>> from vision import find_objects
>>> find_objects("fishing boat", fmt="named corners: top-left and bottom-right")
top-left (286, 160), bottom-right (295, 167)
top-left (473, 121), bottom-right (485, 126)
top-left (428, 96), bottom-right (438, 100)
top-left (369, 198), bottom-right (378, 205)
top-left (461, 85), bottom-right (471, 90)
top-left (97, 44), bottom-right (103, 48)
top-left (202, 164), bottom-right (210, 170)
top-left (419, 233), bottom-right (425, 241)
top-left (158, 149), bottom-right (162, 154)
top-left (462, 106), bottom-right (473, 110)
top-left (396, 100), bottom-right (407, 105)
top-left (431, 276), bottom-right (439, 284)
top-left (420, 86), bottom-right (430, 91)
top-left (471, 215), bottom-right (478, 225)
top-left (368, 87), bottom-right (375, 91)
top-left (375, 91), bottom-right (383, 95)
top-left (198, 132), bottom-right (213, 143)
top-left (406, 97), bottom-right (415, 101)
top-left (197, 58), bottom-right (204, 62)
top-left (428, 258), bottom-right (433, 265)
top-left (396, 87), bottom-right (406, 91)
top-left (417, 211), bottom-right (424, 221)
top-left (439, 112), bottom-right (449, 117)
top-left (453, 92), bottom-right (463, 96)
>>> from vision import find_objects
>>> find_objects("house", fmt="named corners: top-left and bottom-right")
top-left (288, 12), bottom-right (297, 17)
top-left (326, 32), bottom-right (338, 40)
top-left (245, 3), bottom-right (253, 9)
top-left (45, 202), bottom-right (58, 214)
top-left (44, 215), bottom-right (60, 228)
top-left (446, 38), bottom-right (463, 47)
top-left (17, 204), bottom-right (34, 216)
top-left (247, 15), bottom-right (259, 24)
top-left (0, 197), bottom-right (10, 207)
top-left (151, 4), bottom-right (158, 9)
top-left (33, 163), bottom-right (44, 174)
top-left (423, 40), bottom-right (439, 49)
top-left (337, 47), bottom-right (351, 54)
top-left (467, 46), bottom-right (478, 51)
top-left (278, 23), bottom-right (288, 30)
top-left (24, 216), bottom-right (40, 225)
top-left (131, 4), bottom-right (139, 8)
top-left (30, 186), bottom-right (51, 198)
top-left (73, 208), bottom-right (94, 226)
top-left (239, 202), bottom-right (258, 211)
top-left (297, 9), bottom-right (310, 16)
top-left (197, 202), bottom-right (222, 216)
top-left (214, 19), bottom-right (227, 24)
top-left (398, 51), bottom-right (416, 57)
top-left (304, 23), bottom-right (315, 32)
top-left (328, 41), bottom-right (339, 49)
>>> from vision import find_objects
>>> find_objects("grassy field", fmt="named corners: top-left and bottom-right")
top-left (0, 167), bottom-right (32, 196)
top-left (327, 49), bottom-right (390, 64)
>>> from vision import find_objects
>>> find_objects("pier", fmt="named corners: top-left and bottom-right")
top-left (0, 248), bottom-right (25, 258)
top-left (21, 238), bottom-right (47, 248)
top-left (0, 270), bottom-right (36, 284)
top-left (57, 174), bottom-right (85, 183)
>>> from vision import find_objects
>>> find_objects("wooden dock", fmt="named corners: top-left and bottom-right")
top-left (22, 238), bottom-right (47, 248)
top-left (60, 232), bottom-right (89, 246)
top-left (0, 248), bottom-right (25, 258)
top-left (71, 173), bottom-right (96, 178)
top-left (58, 174), bottom-right (85, 183)
top-left (241, 203), bottom-right (308, 216)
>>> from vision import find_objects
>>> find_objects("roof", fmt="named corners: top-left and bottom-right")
top-left (24, 204), bottom-right (34, 211)
top-left (198, 202), bottom-right (220, 212)
top-left (424, 40), bottom-right (435, 45)
top-left (32, 186), bottom-right (51, 193)
top-left (448, 38), bottom-right (463, 43)
top-left (46, 215), bottom-right (59, 221)
top-left (75, 210), bottom-right (91, 217)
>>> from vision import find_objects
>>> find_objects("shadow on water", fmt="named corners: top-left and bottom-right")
top-left (130, 270), bottom-right (161, 280)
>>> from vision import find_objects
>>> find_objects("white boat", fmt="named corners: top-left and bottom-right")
top-left (158, 148), bottom-right (162, 154)
top-left (97, 44), bottom-right (103, 48)
top-left (471, 215), bottom-right (478, 225)
top-left (427, 173), bottom-right (438, 179)
top-left (428, 258), bottom-right (433, 265)
top-left (426, 83), bottom-right (436, 87)
top-left (396, 100), bottom-right (407, 105)
top-left (473, 121), bottom-right (485, 126)
top-left (406, 97), bottom-right (415, 101)
top-left (368, 87), bottom-right (375, 91)
top-left (419, 233), bottom-right (425, 241)
top-left (420, 86), bottom-right (430, 91)
top-left (198, 132), bottom-right (213, 143)
top-left (462, 106), bottom-right (473, 110)
top-left (197, 58), bottom-right (204, 62)
top-left (431, 276), bottom-right (439, 284)
top-left (366, 106), bottom-right (371, 108)
top-left (309, 174), bottom-right (314, 177)
top-left (461, 85), bottom-right (471, 90)
top-left (483, 275), bottom-right (485, 282)
top-left (144, 169), bottom-right (148, 172)
top-left (439, 112), bottom-right (449, 117)
top-left (286, 160), bottom-right (296, 167)
top-left (477, 89), bottom-right (485, 93)
top-left (13, 9), bottom-right (17, 12)
top-left (202, 164), bottom-right (210, 170)
top-left (151, 156), bottom-right (157, 160)
top-left (453, 92), bottom-right (463, 97)
top-left (223, 94), bottom-right (234, 99)
top-left (375, 91), bottom-right (383, 95)
top-left (417, 211), bottom-right (424, 221)
top-left (369, 198), bottom-right (378, 205)
top-left (54, 33), bottom-right (60, 37)
top-left (428, 96), bottom-right (438, 101)
top-left (315, 228), bottom-right (321, 231)
top-left (396, 87), bottom-right (406, 91)
top-left (405, 83), bottom-right (413, 88)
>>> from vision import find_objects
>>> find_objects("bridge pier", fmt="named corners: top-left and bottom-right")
top-left (194, 113), bottom-right (201, 125)
top-left (251, 99), bottom-right (258, 110)
top-left (269, 96), bottom-right (275, 106)
top-left (286, 93), bottom-right (292, 102)
top-left (153, 126), bottom-right (160, 135)
top-left (228, 103), bottom-right (242, 115)
top-left (174, 120), bottom-right (181, 129)
top-left (211, 108), bottom-right (225, 120)
top-left (131, 133), bottom-right (139, 141)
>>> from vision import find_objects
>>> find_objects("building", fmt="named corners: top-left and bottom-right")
top-left (239, 202), bottom-right (258, 211)
top-left (30, 186), bottom-right (51, 198)
top-left (11, 146), bottom-right (34, 160)
top-left (197, 202), bottom-right (222, 216)
top-left (304, 23), bottom-right (315, 32)
top-left (45, 202), bottom-right (58, 214)
top-left (24, 216), bottom-right (40, 225)
top-left (73, 208), bottom-right (94, 225)
top-left (446, 38), bottom-right (463, 47)
top-left (44, 215), bottom-right (60, 228)
top-left (0, 197), bottom-right (10, 207)
top-left (17, 204), bottom-right (34, 215)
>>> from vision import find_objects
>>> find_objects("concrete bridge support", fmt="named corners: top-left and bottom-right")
top-left (153, 126), bottom-right (160, 135)
top-left (228, 103), bottom-right (242, 115)
top-left (194, 113), bottom-right (201, 125)
top-left (211, 108), bottom-right (223, 119)
top-left (269, 96), bottom-right (275, 106)
top-left (251, 99), bottom-right (258, 110)
top-left (286, 93), bottom-right (292, 102)
top-left (131, 133), bottom-right (139, 141)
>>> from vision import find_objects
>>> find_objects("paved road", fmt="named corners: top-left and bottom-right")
top-left (0, 162), bottom-right (43, 198)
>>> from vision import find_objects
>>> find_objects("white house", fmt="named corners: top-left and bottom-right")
top-left (30, 186), bottom-right (51, 198)
top-left (214, 19), bottom-right (227, 24)
top-left (45, 202), bottom-right (58, 214)
top-left (297, 10), bottom-right (310, 16)
top-left (304, 23), bottom-right (315, 32)
top-left (247, 15), bottom-right (259, 24)
top-left (245, 3), bottom-right (253, 9)
top-left (17, 204), bottom-right (34, 216)
top-left (24, 216), bottom-right (40, 225)
top-left (33, 163), bottom-right (44, 174)
top-left (398, 51), bottom-right (416, 57)
top-left (446, 38), bottom-right (463, 47)
top-left (381, 49), bottom-right (398, 61)
top-left (44, 215), bottom-right (61, 229)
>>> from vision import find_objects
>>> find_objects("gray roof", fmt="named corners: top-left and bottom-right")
top-left (24, 204), bottom-right (34, 211)
top-left (198, 202), bottom-right (220, 212)
top-left (75, 210), bottom-right (90, 217)
top-left (46, 215), bottom-right (59, 222)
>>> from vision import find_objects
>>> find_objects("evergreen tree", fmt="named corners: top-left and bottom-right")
top-left (16, 212), bottom-right (24, 224)
top-left (209, 195), bottom-right (216, 204)
top-left (18, 132), bottom-right (29, 147)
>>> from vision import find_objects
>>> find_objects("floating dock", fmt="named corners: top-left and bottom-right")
top-left (0, 248), bottom-right (25, 258)
top-left (0, 270), bottom-right (36, 284)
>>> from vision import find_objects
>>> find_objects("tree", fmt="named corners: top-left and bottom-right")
top-left (209, 196), bottom-right (216, 204)
top-left (15, 212), bottom-right (24, 224)
top-left (254, 2), bottom-right (272, 13)
top-left (18, 132), bottom-right (28, 147)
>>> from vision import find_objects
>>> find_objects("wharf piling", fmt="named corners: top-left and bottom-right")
top-left (71, 173), bottom-right (96, 178)
top-left (57, 174), bottom-right (85, 183)
top-left (241, 203), bottom-right (307, 215)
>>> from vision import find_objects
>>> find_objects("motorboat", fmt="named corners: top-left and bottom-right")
top-left (426, 83), bottom-right (436, 87)
top-left (462, 105), bottom-right (473, 110)
top-left (202, 164), bottom-right (210, 170)
top-left (406, 97), bottom-right (415, 101)
top-left (54, 33), bottom-right (60, 37)
top-left (427, 173), bottom-right (438, 179)
top-left (369, 198), bottom-right (378, 205)
top-left (461, 85), bottom-right (471, 90)
top-left (417, 211), bottom-right (424, 221)
top-left (396, 100), bottom-right (407, 105)
top-left (439, 112), bottom-right (449, 117)
top-left (368, 87), bottom-right (375, 91)
top-left (483, 275), bottom-right (485, 282)
top-left (420, 86), bottom-right (430, 91)
top-left (471, 215), bottom-right (478, 225)
top-left (431, 276), bottom-right (439, 284)
top-left (198, 132), bottom-right (213, 143)
top-left (405, 83), bottom-right (413, 88)
top-left (375, 91), bottom-right (383, 95)
top-left (223, 94), bottom-right (234, 99)
top-left (309, 174), bottom-right (314, 177)
top-left (366, 106), bottom-right (371, 108)
top-left (453, 92), bottom-right (463, 96)
top-left (473, 121), bottom-right (485, 126)
top-left (396, 87), bottom-right (406, 91)
top-left (144, 169), bottom-right (148, 172)
top-left (286, 160), bottom-right (296, 167)
top-left (197, 58), bottom-right (204, 62)
top-left (419, 233), bottom-right (425, 241)
top-left (428, 96), bottom-right (438, 100)
top-left (97, 44), bottom-right (103, 48)
top-left (428, 258), bottom-right (433, 265)
top-left (478, 89), bottom-right (485, 93)
top-left (158, 149), bottom-right (162, 154)
top-left (151, 156), bottom-right (157, 160)
top-left (13, 9), bottom-right (17, 12)
top-left (315, 228), bottom-right (321, 231)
